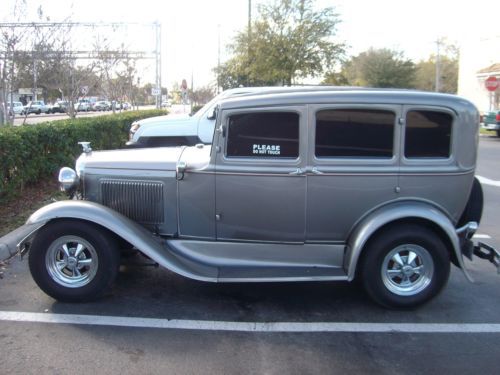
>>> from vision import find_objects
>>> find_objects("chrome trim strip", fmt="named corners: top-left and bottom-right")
top-left (188, 170), bottom-right (473, 177)
top-left (219, 276), bottom-right (349, 282)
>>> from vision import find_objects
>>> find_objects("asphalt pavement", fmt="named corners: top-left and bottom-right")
top-left (1, 136), bottom-right (500, 374)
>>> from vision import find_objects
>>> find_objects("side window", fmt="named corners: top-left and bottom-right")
top-left (405, 110), bottom-right (452, 158)
top-left (226, 112), bottom-right (299, 158)
top-left (315, 109), bottom-right (395, 158)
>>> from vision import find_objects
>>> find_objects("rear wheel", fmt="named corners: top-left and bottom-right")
top-left (359, 224), bottom-right (450, 308)
top-left (29, 220), bottom-right (120, 302)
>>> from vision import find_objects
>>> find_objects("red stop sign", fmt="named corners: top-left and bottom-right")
top-left (485, 76), bottom-right (499, 92)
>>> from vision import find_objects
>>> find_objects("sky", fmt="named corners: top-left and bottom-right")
top-left (2, 0), bottom-right (499, 89)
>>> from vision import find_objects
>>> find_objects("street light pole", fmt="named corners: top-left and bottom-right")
top-left (435, 39), bottom-right (441, 92)
top-left (217, 24), bottom-right (221, 94)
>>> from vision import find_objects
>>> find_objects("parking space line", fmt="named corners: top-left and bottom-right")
top-left (1, 311), bottom-right (500, 333)
top-left (476, 175), bottom-right (500, 187)
top-left (473, 234), bottom-right (492, 239)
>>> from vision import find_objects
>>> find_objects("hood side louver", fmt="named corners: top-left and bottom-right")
top-left (101, 179), bottom-right (164, 224)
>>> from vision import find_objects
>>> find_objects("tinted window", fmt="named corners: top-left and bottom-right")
top-left (226, 112), bottom-right (299, 158)
top-left (315, 109), bottom-right (395, 158)
top-left (405, 110), bottom-right (452, 158)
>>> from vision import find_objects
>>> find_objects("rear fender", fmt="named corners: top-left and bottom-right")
top-left (345, 201), bottom-right (473, 282)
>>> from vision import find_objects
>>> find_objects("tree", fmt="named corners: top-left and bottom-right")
top-left (332, 48), bottom-right (417, 89)
top-left (189, 85), bottom-right (215, 106)
top-left (217, 0), bottom-right (345, 88)
top-left (414, 42), bottom-right (459, 93)
top-left (0, 0), bottom-right (29, 125)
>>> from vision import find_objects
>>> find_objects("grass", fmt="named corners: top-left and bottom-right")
top-left (0, 179), bottom-right (66, 237)
top-left (480, 127), bottom-right (498, 136)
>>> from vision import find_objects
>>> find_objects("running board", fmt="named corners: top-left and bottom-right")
top-left (166, 239), bottom-right (348, 282)
top-left (218, 266), bottom-right (347, 282)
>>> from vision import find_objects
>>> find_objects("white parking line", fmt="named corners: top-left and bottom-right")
top-left (473, 234), bottom-right (492, 239)
top-left (1, 311), bottom-right (500, 333)
top-left (476, 175), bottom-right (500, 187)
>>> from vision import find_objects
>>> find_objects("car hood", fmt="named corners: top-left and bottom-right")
top-left (138, 113), bottom-right (193, 126)
top-left (76, 147), bottom-right (185, 172)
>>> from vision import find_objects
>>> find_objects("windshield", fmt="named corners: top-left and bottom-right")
top-left (192, 92), bottom-right (224, 118)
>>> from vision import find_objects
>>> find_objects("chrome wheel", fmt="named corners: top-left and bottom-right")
top-left (45, 236), bottom-right (99, 288)
top-left (381, 244), bottom-right (434, 296)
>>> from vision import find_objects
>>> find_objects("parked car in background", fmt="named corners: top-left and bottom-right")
top-left (92, 101), bottom-right (110, 111)
top-left (74, 99), bottom-right (92, 112)
top-left (7, 101), bottom-right (24, 116)
top-left (161, 100), bottom-right (172, 108)
top-left (22, 100), bottom-right (49, 115)
top-left (481, 110), bottom-right (500, 136)
top-left (122, 102), bottom-right (131, 110)
top-left (111, 101), bottom-right (122, 111)
top-left (127, 86), bottom-right (374, 148)
top-left (3, 89), bottom-right (498, 308)
top-left (48, 101), bottom-right (69, 114)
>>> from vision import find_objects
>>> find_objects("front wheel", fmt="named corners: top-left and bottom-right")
top-left (359, 224), bottom-right (450, 308)
top-left (29, 220), bottom-right (120, 302)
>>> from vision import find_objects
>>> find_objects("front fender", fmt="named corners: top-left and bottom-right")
top-left (26, 200), bottom-right (217, 281)
top-left (345, 201), bottom-right (472, 282)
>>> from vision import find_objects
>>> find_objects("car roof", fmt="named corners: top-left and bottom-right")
top-left (218, 88), bottom-right (476, 113)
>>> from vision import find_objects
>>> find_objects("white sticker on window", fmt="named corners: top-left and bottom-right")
top-left (253, 144), bottom-right (281, 156)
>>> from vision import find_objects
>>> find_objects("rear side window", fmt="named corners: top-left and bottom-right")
top-left (226, 112), bottom-right (299, 158)
top-left (405, 110), bottom-right (452, 158)
top-left (315, 109), bottom-right (395, 158)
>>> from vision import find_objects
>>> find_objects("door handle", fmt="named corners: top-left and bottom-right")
top-left (289, 168), bottom-right (305, 175)
top-left (311, 167), bottom-right (324, 175)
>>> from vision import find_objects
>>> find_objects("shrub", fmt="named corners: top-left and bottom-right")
top-left (0, 110), bottom-right (166, 202)
top-left (190, 105), bottom-right (204, 115)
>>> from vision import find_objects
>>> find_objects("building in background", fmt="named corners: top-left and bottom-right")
top-left (458, 34), bottom-right (499, 112)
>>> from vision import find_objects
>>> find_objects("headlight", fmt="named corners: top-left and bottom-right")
top-left (58, 167), bottom-right (79, 193)
top-left (129, 122), bottom-right (141, 140)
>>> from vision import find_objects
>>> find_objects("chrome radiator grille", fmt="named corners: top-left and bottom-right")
top-left (101, 179), bottom-right (164, 224)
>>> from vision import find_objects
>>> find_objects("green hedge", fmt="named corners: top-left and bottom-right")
top-left (0, 110), bottom-right (166, 202)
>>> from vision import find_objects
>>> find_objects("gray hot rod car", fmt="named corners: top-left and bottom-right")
top-left (1, 89), bottom-right (499, 308)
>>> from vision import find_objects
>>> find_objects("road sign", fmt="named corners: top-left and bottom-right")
top-left (485, 76), bottom-right (499, 92)
top-left (181, 79), bottom-right (188, 91)
top-left (151, 87), bottom-right (161, 96)
top-left (81, 86), bottom-right (89, 95)
top-left (19, 88), bottom-right (43, 95)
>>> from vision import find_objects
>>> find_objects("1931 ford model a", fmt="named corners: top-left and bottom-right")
top-left (1, 89), bottom-right (499, 308)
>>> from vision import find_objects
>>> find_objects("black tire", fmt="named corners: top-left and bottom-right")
top-left (496, 129), bottom-right (500, 137)
top-left (359, 224), bottom-right (450, 308)
top-left (457, 177), bottom-right (483, 227)
top-left (28, 220), bottom-right (120, 302)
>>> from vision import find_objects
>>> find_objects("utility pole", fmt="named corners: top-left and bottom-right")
top-left (247, 0), bottom-right (252, 87)
top-left (435, 39), bottom-right (441, 92)
top-left (217, 24), bottom-right (221, 94)
top-left (155, 21), bottom-right (160, 109)
top-left (248, 0), bottom-right (252, 35)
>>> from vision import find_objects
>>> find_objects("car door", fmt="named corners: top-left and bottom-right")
top-left (214, 106), bottom-right (307, 243)
top-left (306, 104), bottom-right (402, 241)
